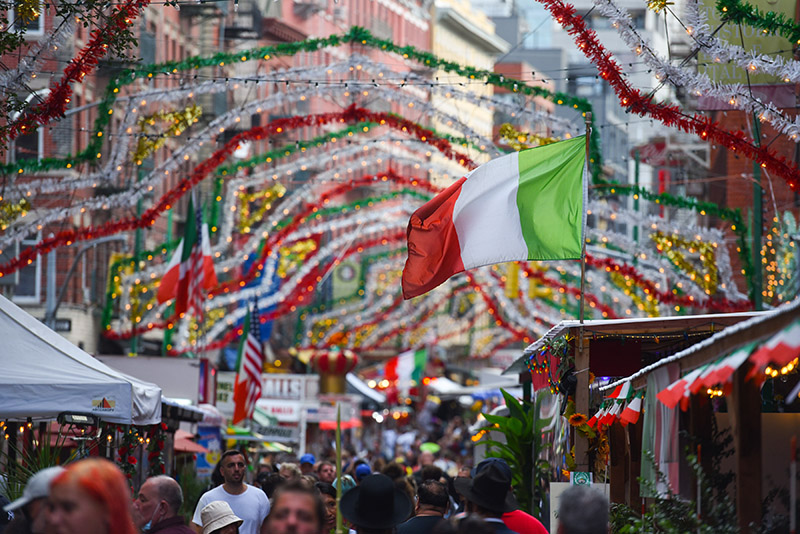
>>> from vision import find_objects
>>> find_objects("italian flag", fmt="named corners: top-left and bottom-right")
top-left (607, 381), bottom-right (632, 401)
top-left (619, 393), bottom-right (644, 426)
top-left (402, 136), bottom-right (587, 299)
top-left (749, 320), bottom-right (800, 372)
top-left (156, 196), bottom-right (218, 315)
top-left (386, 348), bottom-right (427, 397)
top-left (656, 366), bottom-right (706, 410)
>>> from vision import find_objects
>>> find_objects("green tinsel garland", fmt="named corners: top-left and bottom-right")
top-left (717, 0), bottom-right (800, 44)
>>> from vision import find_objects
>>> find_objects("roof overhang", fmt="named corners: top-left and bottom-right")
top-left (436, 8), bottom-right (510, 54)
top-left (503, 312), bottom-right (765, 375)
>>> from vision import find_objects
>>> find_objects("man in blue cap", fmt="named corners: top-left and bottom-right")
top-left (354, 464), bottom-right (372, 484)
top-left (299, 454), bottom-right (316, 477)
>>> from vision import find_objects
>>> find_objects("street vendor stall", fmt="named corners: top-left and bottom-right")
top-left (0, 294), bottom-right (161, 425)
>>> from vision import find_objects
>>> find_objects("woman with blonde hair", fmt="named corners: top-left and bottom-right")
top-left (48, 458), bottom-right (137, 534)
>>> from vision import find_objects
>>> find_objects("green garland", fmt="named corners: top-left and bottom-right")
top-left (1, 27), bottom-right (601, 178)
top-left (717, 0), bottom-right (800, 44)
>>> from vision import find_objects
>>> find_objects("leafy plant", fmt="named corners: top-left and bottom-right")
top-left (480, 389), bottom-right (553, 517)
top-left (177, 463), bottom-right (208, 519)
top-left (0, 425), bottom-right (80, 500)
top-left (610, 449), bottom-right (737, 534)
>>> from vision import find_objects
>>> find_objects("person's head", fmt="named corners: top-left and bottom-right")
top-left (299, 454), bottom-right (316, 476)
top-left (279, 463), bottom-right (302, 481)
top-left (257, 473), bottom-right (286, 499)
top-left (314, 482), bottom-right (337, 532)
top-left (454, 460), bottom-right (516, 520)
top-left (557, 486), bottom-right (609, 534)
top-left (132, 475), bottom-right (183, 530)
top-left (339, 474), bottom-right (413, 534)
top-left (3, 466), bottom-right (65, 534)
top-left (354, 464), bottom-right (371, 483)
top-left (416, 480), bottom-right (449, 517)
top-left (48, 458), bottom-right (137, 534)
top-left (420, 465), bottom-right (444, 483)
top-left (418, 451), bottom-right (434, 467)
top-left (316, 462), bottom-right (335, 484)
top-left (218, 450), bottom-right (247, 487)
top-left (380, 462), bottom-right (405, 481)
top-left (200, 500), bottom-right (242, 534)
top-left (265, 481), bottom-right (325, 534)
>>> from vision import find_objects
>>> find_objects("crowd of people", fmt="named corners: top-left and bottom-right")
top-left (0, 447), bottom-right (609, 534)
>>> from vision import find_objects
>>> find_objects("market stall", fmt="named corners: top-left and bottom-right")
top-left (0, 294), bottom-right (161, 425)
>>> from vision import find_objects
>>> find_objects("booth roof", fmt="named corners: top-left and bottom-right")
top-left (504, 312), bottom-right (764, 375)
top-left (0, 294), bottom-right (161, 425)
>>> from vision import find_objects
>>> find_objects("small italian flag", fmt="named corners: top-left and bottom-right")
top-left (607, 381), bottom-right (632, 401)
top-left (619, 393), bottom-right (644, 426)
top-left (401, 136), bottom-right (587, 299)
top-left (386, 348), bottom-right (428, 397)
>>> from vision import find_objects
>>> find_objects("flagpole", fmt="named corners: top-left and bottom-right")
top-left (575, 112), bottom-right (591, 472)
top-left (335, 404), bottom-right (343, 534)
top-left (580, 112), bottom-right (591, 328)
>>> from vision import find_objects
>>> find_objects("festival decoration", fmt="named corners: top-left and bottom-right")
top-left (0, 107), bottom-right (474, 278)
top-left (592, 0), bottom-right (800, 137)
top-left (311, 349), bottom-right (358, 393)
top-left (133, 105), bottom-right (202, 164)
top-left (0, 19), bottom-right (75, 95)
top-left (535, 0), bottom-right (800, 188)
top-left (2, 0), bottom-right (151, 143)
top-left (716, 0), bottom-right (800, 44)
top-left (498, 124), bottom-right (560, 151)
top-left (0, 28), bottom-right (599, 178)
top-left (650, 232), bottom-right (719, 295)
top-left (0, 199), bottom-right (31, 230)
top-left (684, 0), bottom-right (800, 84)
top-left (237, 185), bottom-right (287, 234)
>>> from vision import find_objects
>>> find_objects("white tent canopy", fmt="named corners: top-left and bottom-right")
top-left (0, 295), bottom-right (161, 425)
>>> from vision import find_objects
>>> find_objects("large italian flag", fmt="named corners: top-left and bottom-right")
top-left (402, 136), bottom-right (587, 299)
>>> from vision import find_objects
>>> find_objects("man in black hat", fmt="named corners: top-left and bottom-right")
top-left (453, 461), bottom-right (519, 534)
top-left (339, 473), bottom-right (413, 534)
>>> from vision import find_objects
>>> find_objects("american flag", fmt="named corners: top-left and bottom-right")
top-left (233, 303), bottom-right (265, 424)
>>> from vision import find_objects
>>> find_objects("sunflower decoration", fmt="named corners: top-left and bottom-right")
top-left (568, 413), bottom-right (588, 427)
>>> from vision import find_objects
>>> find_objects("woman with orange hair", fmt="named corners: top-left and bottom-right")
top-left (48, 458), bottom-right (137, 534)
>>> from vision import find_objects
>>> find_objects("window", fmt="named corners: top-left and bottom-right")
top-left (14, 234), bottom-right (42, 303)
top-left (9, 89), bottom-right (48, 164)
top-left (12, 130), bottom-right (42, 163)
top-left (8, 2), bottom-right (44, 35)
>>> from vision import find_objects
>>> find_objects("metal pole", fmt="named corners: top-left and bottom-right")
top-left (580, 112), bottom-right (591, 330)
top-left (633, 149), bottom-right (640, 246)
top-left (45, 234), bottom-right (56, 330)
top-left (752, 113), bottom-right (763, 311)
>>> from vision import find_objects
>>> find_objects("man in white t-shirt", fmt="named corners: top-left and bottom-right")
top-left (192, 450), bottom-right (270, 534)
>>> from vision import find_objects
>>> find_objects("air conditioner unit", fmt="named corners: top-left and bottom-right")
top-left (333, 6), bottom-right (347, 19)
top-left (293, 0), bottom-right (326, 18)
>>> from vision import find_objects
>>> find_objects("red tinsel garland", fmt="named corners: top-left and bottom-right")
top-left (585, 254), bottom-right (752, 312)
top-left (464, 272), bottom-right (530, 343)
top-left (538, 0), bottom-right (800, 189)
top-left (0, 106), bottom-right (473, 278)
top-left (3, 0), bottom-right (150, 143)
